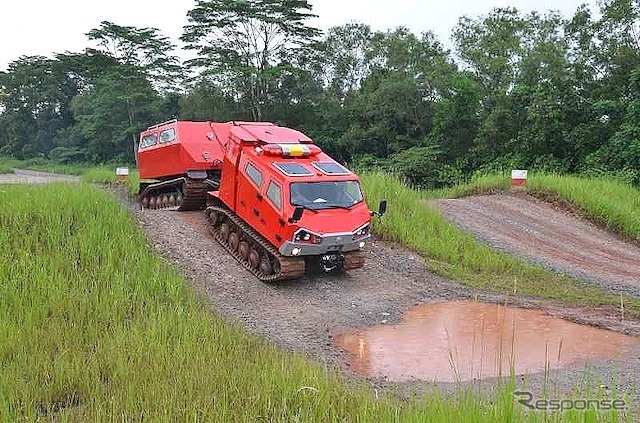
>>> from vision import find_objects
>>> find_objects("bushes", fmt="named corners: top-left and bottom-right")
top-left (48, 147), bottom-right (90, 164)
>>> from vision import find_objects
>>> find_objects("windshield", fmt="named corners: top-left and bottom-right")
top-left (290, 181), bottom-right (364, 210)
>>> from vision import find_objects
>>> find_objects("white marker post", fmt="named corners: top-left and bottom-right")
top-left (116, 167), bottom-right (129, 182)
top-left (511, 169), bottom-right (528, 190)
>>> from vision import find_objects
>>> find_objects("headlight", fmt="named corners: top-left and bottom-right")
top-left (352, 224), bottom-right (370, 240)
top-left (293, 229), bottom-right (322, 244)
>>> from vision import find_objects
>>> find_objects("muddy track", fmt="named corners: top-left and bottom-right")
top-left (430, 192), bottom-right (640, 297)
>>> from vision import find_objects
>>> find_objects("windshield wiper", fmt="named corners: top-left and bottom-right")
top-left (320, 204), bottom-right (353, 210)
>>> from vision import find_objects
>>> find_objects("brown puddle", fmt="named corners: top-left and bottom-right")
top-left (334, 301), bottom-right (640, 383)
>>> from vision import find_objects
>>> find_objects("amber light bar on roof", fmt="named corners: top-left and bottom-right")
top-left (257, 144), bottom-right (321, 158)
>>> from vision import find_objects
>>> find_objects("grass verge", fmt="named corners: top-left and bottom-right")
top-left (0, 157), bottom-right (22, 174)
top-left (360, 172), bottom-right (640, 317)
top-left (0, 156), bottom-right (133, 185)
top-left (527, 174), bottom-right (640, 244)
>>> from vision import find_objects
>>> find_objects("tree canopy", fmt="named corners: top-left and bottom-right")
top-left (0, 1), bottom-right (639, 186)
top-left (181, 0), bottom-right (320, 120)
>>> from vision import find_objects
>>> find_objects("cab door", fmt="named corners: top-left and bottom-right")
top-left (260, 179), bottom-right (286, 247)
top-left (235, 160), bottom-right (264, 231)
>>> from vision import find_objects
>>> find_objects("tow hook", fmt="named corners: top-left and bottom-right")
top-left (319, 253), bottom-right (345, 273)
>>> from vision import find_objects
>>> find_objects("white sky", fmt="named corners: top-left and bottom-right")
top-left (1, 0), bottom-right (597, 72)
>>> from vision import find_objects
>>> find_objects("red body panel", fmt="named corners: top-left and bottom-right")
top-left (137, 121), bottom-right (225, 180)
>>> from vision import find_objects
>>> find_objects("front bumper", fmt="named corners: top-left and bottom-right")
top-left (279, 233), bottom-right (371, 256)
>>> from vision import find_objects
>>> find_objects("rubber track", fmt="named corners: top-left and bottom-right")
top-left (139, 177), bottom-right (207, 211)
top-left (206, 205), bottom-right (306, 282)
top-left (178, 178), bottom-right (207, 211)
top-left (343, 250), bottom-right (365, 270)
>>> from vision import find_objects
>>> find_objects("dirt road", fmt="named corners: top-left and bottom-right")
top-left (430, 193), bottom-right (640, 297)
top-left (0, 168), bottom-right (80, 184)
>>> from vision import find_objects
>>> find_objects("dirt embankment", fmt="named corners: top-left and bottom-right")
top-left (429, 193), bottom-right (640, 297)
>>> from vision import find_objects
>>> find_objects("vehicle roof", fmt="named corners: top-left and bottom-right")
top-left (143, 120), bottom-right (314, 146)
top-left (229, 122), bottom-right (312, 144)
top-left (244, 148), bottom-right (359, 185)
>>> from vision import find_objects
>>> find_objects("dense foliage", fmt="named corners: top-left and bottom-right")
top-left (0, 0), bottom-right (639, 186)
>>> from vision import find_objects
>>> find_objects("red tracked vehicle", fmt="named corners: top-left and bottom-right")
top-left (137, 120), bottom-right (386, 281)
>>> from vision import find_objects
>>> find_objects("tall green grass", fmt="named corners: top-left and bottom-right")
top-left (0, 157), bottom-right (22, 174)
top-left (361, 172), bottom-right (640, 317)
top-left (528, 174), bottom-right (640, 244)
top-left (0, 184), bottom-right (502, 421)
top-left (0, 156), bottom-right (129, 185)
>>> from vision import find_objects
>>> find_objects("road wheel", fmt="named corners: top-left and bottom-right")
top-left (220, 222), bottom-right (230, 241)
top-left (238, 241), bottom-right (250, 260)
top-left (259, 256), bottom-right (273, 275)
top-left (207, 210), bottom-right (219, 225)
top-left (249, 248), bottom-right (260, 269)
top-left (229, 231), bottom-right (239, 251)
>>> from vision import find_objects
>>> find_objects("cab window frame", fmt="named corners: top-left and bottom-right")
top-left (140, 133), bottom-right (158, 149)
top-left (245, 162), bottom-right (263, 188)
top-left (266, 180), bottom-right (283, 210)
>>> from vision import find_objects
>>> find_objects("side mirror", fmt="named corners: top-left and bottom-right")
top-left (378, 199), bottom-right (387, 217)
top-left (289, 206), bottom-right (304, 223)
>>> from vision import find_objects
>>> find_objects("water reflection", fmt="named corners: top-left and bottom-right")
top-left (334, 301), bottom-right (640, 382)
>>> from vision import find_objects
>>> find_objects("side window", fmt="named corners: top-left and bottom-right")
top-left (140, 133), bottom-right (157, 149)
top-left (266, 181), bottom-right (282, 210)
top-left (159, 128), bottom-right (176, 144)
top-left (245, 162), bottom-right (263, 187)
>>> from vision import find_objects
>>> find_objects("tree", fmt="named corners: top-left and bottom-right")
top-left (179, 80), bottom-right (248, 121)
top-left (428, 74), bottom-right (480, 165)
top-left (313, 23), bottom-right (375, 96)
top-left (71, 67), bottom-right (162, 161)
top-left (326, 28), bottom-right (455, 162)
top-left (181, 0), bottom-right (320, 120)
top-left (0, 56), bottom-right (82, 158)
top-left (82, 21), bottom-right (180, 158)
top-left (454, 8), bottom-right (526, 97)
top-left (86, 21), bottom-right (181, 90)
